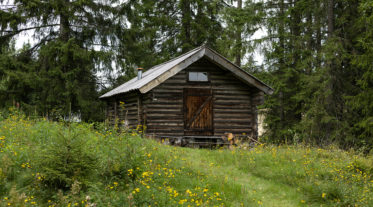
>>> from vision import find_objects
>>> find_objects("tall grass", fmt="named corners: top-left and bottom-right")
top-left (0, 113), bottom-right (372, 206)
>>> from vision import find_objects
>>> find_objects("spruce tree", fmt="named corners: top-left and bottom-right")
top-left (0, 0), bottom-right (120, 121)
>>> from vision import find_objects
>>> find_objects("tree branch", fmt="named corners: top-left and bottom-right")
top-left (3, 24), bottom-right (60, 35)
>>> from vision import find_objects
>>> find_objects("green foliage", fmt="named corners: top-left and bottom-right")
top-left (260, 0), bottom-right (373, 150)
top-left (35, 129), bottom-right (97, 191)
top-left (1, 0), bottom-right (372, 150)
top-left (1, 114), bottom-right (372, 206)
top-left (0, 0), bottom-right (118, 121)
top-left (347, 0), bottom-right (373, 149)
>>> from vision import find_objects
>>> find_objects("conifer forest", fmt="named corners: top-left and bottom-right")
top-left (1, 1), bottom-right (373, 207)
top-left (1, 0), bottom-right (372, 150)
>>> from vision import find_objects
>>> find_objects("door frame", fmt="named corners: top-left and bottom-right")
top-left (183, 88), bottom-right (214, 136)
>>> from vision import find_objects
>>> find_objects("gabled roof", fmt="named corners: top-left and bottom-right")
top-left (100, 45), bottom-right (273, 99)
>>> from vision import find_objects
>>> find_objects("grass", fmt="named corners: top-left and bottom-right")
top-left (0, 113), bottom-right (372, 206)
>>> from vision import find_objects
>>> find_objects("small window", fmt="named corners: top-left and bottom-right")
top-left (188, 72), bottom-right (208, 82)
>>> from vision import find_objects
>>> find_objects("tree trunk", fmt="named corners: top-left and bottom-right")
top-left (234, 0), bottom-right (242, 67)
top-left (59, 0), bottom-right (70, 42)
top-left (196, 0), bottom-right (204, 45)
top-left (290, 0), bottom-right (300, 68)
top-left (181, 0), bottom-right (191, 52)
top-left (278, 0), bottom-right (285, 125)
top-left (279, 0), bottom-right (285, 67)
top-left (326, 0), bottom-right (338, 118)
top-left (327, 0), bottom-right (334, 38)
top-left (315, 0), bottom-right (322, 69)
top-left (306, 2), bottom-right (313, 74)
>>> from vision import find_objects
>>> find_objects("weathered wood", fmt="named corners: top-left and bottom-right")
top-left (146, 113), bottom-right (182, 117)
top-left (146, 105), bottom-right (182, 109)
top-left (140, 49), bottom-right (206, 93)
top-left (184, 88), bottom-right (213, 136)
top-left (146, 109), bottom-right (182, 113)
top-left (214, 90), bottom-right (251, 95)
top-left (147, 122), bottom-right (184, 127)
top-left (214, 129), bottom-right (252, 133)
top-left (204, 48), bottom-right (273, 95)
top-left (105, 56), bottom-right (266, 139)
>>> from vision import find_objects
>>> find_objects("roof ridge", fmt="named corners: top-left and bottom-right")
top-left (205, 46), bottom-right (273, 91)
top-left (100, 45), bottom-right (273, 99)
top-left (142, 45), bottom-right (204, 76)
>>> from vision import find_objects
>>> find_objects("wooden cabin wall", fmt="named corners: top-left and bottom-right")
top-left (143, 57), bottom-right (263, 138)
top-left (142, 71), bottom-right (186, 137)
top-left (106, 91), bottom-right (141, 129)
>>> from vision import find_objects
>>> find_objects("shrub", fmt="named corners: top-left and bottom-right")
top-left (34, 129), bottom-right (97, 191)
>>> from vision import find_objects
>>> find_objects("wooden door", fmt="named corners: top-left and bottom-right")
top-left (184, 88), bottom-right (213, 136)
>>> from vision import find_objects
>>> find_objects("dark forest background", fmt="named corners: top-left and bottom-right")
top-left (0, 0), bottom-right (372, 150)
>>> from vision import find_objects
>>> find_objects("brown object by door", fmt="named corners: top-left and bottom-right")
top-left (184, 88), bottom-right (213, 135)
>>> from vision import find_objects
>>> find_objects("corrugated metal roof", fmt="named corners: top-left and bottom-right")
top-left (100, 45), bottom-right (273, 99)
top-left (100, 46), bottom-right (203, 98)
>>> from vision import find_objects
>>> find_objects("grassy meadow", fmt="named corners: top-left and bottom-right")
top-left (0, 113), bottom-right (372, 207)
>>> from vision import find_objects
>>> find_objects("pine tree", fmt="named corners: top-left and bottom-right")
top-left (348, 0), bottom-right (373, 149)
top-left (217, 0), bottom-right (264, 70)
top-left (0, 0), bottom-right (120, 121)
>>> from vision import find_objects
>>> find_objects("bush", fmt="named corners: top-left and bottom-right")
top-left (34, 129), bottom-right (97, 191)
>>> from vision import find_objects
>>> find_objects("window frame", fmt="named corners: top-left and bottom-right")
top-left (187, 71), bottom-right (210, 83)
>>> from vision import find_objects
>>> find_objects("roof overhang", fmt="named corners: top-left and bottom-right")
top-left (100, 46), bottom-right (273, 99)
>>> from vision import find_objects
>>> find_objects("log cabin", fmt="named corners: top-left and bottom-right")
top-left (100, 45), bottom-right (273, 145)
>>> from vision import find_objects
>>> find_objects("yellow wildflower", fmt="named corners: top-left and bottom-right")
top-left (322, 193), bottom-right (326, 198)
top-left (178, 199), bottom-right (187, 205)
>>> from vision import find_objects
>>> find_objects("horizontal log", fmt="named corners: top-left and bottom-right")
top-left (152, 92), bottom-right (183, 98)
top-left (210, 76), bottom-right (236, 81)
top-left (214, 103), bottom-right (251, 107)
top-left (116, 96), bottom-right (138, 102)
top-left (145, 105), bottom-right (182, 109)
top-left (147, 113), bottom-right (183, 117)
top-left (146, 122), bottom-right (184, 127)
top-left (152, 88), bottom-right (183, 93)
top-left (147, 127), bottom-right (184, 131)
top-left (214, 125), bottom-right (251, 129)
top-left (159, 83), bottom-right (210, 88)
top-left (214, 113), bottom-right (252, 118)
top-left (214, 129), bottom-right (252, 133)
top-left (214, 132), bottom-right (252, 136)
top-left (117, 114), bottom-right (137, 119)
top-left (214, 119), bottom-right (251, 123)
top-left (146, 114), bottom-right (182, 119)
top-left (147, 102), bottom-right (183, 106)
top-left (117, 104), bottom-right (138, 110)
top-left (163, 79), bottom-right (187, 84)
top-left (214, 99), bottom-right (251, 104)
top-left (147, 133), bottom-right (184, 137)
top-left (212, 85), bottom-right (253, 90)
top-left (146, 129), bottom-right (184, 133)
top-left (213, 108), bottom-right (251, 113)
top-left (146, 119), bottom-right (183, 124)
top-left (214, 90), bottom-right (251, 95)
top-left (187, 66), bottom-right (218, 70)
top-left (116, 96), bottom-right (137, 102)
top-left (115, 109), bottom-right (136, 116)
top-left (118, 113), bottom-right (138, 118)
top-left (145, 111), bottom-right (183, 115)
top-left (146, 107), bottom-right (182, 112)
top-left (212, 82), bottom-right (248, 87)
top-left (214, 94), bottom-right (251, 100)
top-left (152, 97), bottom-right (183, 101)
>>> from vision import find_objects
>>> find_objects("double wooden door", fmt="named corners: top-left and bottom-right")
top-left (183, 88), bottom-right (213, 136)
